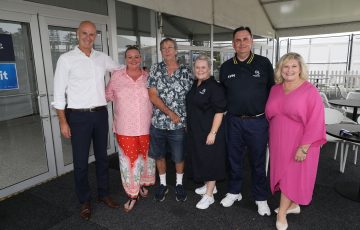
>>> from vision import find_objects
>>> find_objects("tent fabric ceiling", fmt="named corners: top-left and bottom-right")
top-left (163, 14), bottom-right (245, 41)
top-left (260, 0), bottom-right (360, 29)
top-left (117, 0), bottom-right (274, 38)
top-left (260, 0), bottom-right (360, 36)
top-left (117, 0), bottom-right (360, 38)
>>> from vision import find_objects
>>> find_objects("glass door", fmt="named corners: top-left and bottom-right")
top-left (0, 12), bottom-right (56, 198)
top-left (38, 16), bottom-right (116, 175)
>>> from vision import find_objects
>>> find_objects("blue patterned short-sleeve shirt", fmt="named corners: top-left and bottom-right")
top-left (147, 61), bottom-right (193, 130)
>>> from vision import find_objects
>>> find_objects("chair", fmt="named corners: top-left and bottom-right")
top-left (327, 76), bottom-right (340, 97)
top-left (320, 92), bottom-right (332, 108)
top-left (340, 117), bottom-right (360, 172)
top-left (344, 92), bottom-right (360, 117)
top-left (324, 108), bottom-right (349, 173)
top-left (337, 84), bottom-right (348, 99)
top-left (320, 92), bottom-right (352, 123)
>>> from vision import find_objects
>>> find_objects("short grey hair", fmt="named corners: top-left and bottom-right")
top-left (160, 37), bottom-right (178, 50)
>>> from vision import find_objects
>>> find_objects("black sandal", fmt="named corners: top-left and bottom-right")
top-left (139, 186), bottom-right (149, 198)
top-left (123, 196), bottom-right (138, 212)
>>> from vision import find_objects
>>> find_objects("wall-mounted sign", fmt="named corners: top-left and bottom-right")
top-left (0, 63), bottom-right (19, 90)
top-left (0, 34), bottom-right (15, 62)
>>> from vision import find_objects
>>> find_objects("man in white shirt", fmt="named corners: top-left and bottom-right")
top-left (53, 20), bottom-right (120, 220)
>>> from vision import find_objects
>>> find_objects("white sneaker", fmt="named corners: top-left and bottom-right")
top-left (220, 193), bottom-right (242, 207)
top-left (255, 200), bottom-right (271, 216)
top-left (194, 184), bottom-right (218, 195)
top-left (196, 194), bottom-right (215, 209)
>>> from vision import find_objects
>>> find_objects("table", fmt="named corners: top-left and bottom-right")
top-left (326, 123), bottom-right (360, 202)
top-left (328, 99), bottom-right (360, 121)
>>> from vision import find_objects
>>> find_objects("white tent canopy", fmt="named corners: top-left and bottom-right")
top-left (119, 0), bottom-right (360, 38)
top-left (118, 0), bottom-right (275, 38)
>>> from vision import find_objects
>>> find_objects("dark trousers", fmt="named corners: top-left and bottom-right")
top-left (67, 109), bottom-right (110, 204)
top-left (226, 113), bottom-right (269, 201)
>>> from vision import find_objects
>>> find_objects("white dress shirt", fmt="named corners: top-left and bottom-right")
top-left (52, 46), bottom-right (120, 110)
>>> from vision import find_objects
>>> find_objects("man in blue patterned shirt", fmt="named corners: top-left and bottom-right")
top-left (147, 38), bottom-right (193, 202)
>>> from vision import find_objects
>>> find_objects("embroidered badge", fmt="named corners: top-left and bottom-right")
top-left (199, 89), bottom-right (206, 94)
top-left (253, 70), bottom-right (260, 77)
top-left (227, 74), bottom-right (235, 79)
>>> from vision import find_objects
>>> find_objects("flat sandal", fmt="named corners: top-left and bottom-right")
top-left (123, 196), bottom-right (138, 212)
top-left (139, 186), bottom-right (149, 198)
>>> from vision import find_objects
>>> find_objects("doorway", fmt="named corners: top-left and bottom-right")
top-left (0, 6), bottom-right (116, 199)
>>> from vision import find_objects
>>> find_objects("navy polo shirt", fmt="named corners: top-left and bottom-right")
top-left (219, 52), bottom-right (274, 116)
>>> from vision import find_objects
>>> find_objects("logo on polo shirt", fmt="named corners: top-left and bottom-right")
top-left (253, 70), bottom-right (260, 78)
top-left (227, 74), bottom-right (235, 79)
top-left (199, 89), bottom-right (206, 95)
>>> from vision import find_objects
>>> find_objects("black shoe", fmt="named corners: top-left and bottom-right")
top-left (154, 184), bottom-right (168, 202)
top-left (175, 184), bottom-right (187, 202)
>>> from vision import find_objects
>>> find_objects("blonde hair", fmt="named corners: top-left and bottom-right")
top-left (275, 52), bottom-right (309, 84)
top-left (194, 54), bottom-right (212, 68)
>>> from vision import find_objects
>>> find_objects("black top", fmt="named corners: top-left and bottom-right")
top-left (186, 76), bottom-right (227, 134)
top-left (219, 52), bottom-right (274, 116)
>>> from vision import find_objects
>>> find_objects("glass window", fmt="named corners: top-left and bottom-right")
top-left (284, 34), bottom-right (355, 72)
top-left (253, 38), bottom-right (275, 64)
top-left (140, 36), bottom-right (156, 70)
top-left (308, 38), bottom-right (331, 63)
top-left (309, 36), bottom-right (349, 63)
top-left (279, 39), bottom-right (288, 58)
top-left (48, 26), bottom-right (102, 69)
top-left (117, 35), bottom-right (136, 64)
top-left (351, 34), bottom-right (360, 72)
top-left (290, 38), bottom-right (310, 61)
top-left (115, 1), bottom-right (157, 68)
top-left (0, 20), bottom-right (48, 189)
top-left (213, 25), bottom-right (233, 80)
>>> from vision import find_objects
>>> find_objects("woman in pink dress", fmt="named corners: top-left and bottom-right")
top-left (106, 46), bottom-right (155, 212)
top-left (265, 52), bottom-right (326, 230)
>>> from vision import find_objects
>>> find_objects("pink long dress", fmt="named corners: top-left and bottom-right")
top-left (265, 81), bottom-right (326, 205)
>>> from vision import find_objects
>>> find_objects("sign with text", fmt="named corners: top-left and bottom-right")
top-left (0, 34), bottom-right (15, 62)
top-left (0, 63), bottom-right (19, 90)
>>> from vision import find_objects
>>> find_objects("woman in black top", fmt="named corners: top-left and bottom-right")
top-left (186, 55), bottom-right (227, 209)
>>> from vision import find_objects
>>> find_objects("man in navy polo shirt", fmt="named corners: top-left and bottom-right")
top-left (219, 26), bottom-right (274, 216)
